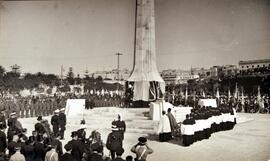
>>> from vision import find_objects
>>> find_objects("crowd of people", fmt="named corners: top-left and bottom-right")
top-left (155, 105), bottom-right (236, 147)
top-left (0, 108), bottom-right (154, 161)
top-left (164, 91), bottom-right (270, 114)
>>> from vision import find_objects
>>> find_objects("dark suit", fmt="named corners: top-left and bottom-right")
top-left (58, 113), bottom-right (66, 139)
top-left (0, 131), bottom-right (7, 153)
top-left (67, 139), bottom-right (84, 161)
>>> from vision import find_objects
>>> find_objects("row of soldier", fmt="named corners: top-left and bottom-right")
top-left (0, 96), bottom-right (66, 119)
top-left (181, 106), bottom-right (237, 146)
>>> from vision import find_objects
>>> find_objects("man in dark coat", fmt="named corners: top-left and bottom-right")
top-left (67, 131), bottom-right (84, 161)
top-left (106, 124), bottom-right (123, 160)
top-left (35, 116), bottom-right (45, 136)
top-left (60, 143), bottom-right (75, 161)
top-left (112, 114), bottom-right (126, 140)
top-left (0, 111), bottom-right (6, 130)
top-left (58, 108), bottom-right (66, 140)
top-left (33, 135), bottom-right (46, 161)
top-left (21, 136), bottom-right (35, 161)
top-left (0, 126), bottom-right (7, 154)
top-left (51, 110), bottom-right (60, 137)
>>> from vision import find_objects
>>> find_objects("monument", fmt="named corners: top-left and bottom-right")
top-left (127, 0), bottom-right (165, 107)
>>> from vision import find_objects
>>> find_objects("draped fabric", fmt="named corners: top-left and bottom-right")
top-left (128, 0), bottom-right (165, 101)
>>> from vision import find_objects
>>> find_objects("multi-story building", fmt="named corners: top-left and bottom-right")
top-left (92, 68), bottom-right (130, 81)
top-left (161, 69), bottom-right (199, 85)
top-left (239, 59), bottom-right (270, 71)
top-left (210, 65), bottom-right (237, 77)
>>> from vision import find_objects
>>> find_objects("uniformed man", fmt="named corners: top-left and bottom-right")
top-left (59, 108), bottom-right (66, 140)
top-left (112, 114), bottom-right (126, 140)
top-left (51, 109), bottom-right (60, 137)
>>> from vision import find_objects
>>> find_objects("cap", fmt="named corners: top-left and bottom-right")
top-left (37, 116), bottom-right (42, 121)
top-left (71, 131), bottom-right (78, 137)
top-left (64, 143), bottom-right (72, 151)
top-left (60, 108), bottom-right (65, 111)
top-left (54, 109), bottom-right (60, 113)
top-left (138, 137), bottom-right (147, 143)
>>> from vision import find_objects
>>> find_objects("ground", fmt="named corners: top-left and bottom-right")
top-left (19, 107), bottom-right (270, 161)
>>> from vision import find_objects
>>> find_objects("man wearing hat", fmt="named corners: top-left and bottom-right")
top-left (106, 124), bottom-right (123, 160)
top-left (131, 137), bottom-right (153, 161)
top-left (77, 121), bottom-right (87, 142)
top-left (60, 143), bottom-right (75, 161)
top-left (51, 110), bottom-right (60, 137)
top-left (35, 116), bottom-right (45, 136)
top-left (67, 131), bottom-right (84, 161)
top-left (45, 140), bottom-right (59, 161)
top-left (58, 108), bottom-right (66, 140)
top-left (9, 143), bottom-right (26, 161)
top-left (112, 113), bottom-right (126, 140)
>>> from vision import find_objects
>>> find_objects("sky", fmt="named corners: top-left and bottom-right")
top-left (0, 0), bottom-right (270, 75)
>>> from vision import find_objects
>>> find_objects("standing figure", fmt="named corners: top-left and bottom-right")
top-left (51, 110), bottom-right (60, 138)
top-left (106, 124), bottom-right (123, 160)
top-left (166, 108), bottom-right (178, 136)
top-left (157, 111), bottom-right (172, 142)
top-left (58, 108), bottom-right (66, 140)
top-left (131, 137), bottom-right (153, 161)
top-left (112, 113), bottom-right (126, 139)
top-left (0, 111), bottom-right (7, 129)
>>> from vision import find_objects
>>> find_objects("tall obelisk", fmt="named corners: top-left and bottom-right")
top-left (128, 0), bottom-right (165, 103)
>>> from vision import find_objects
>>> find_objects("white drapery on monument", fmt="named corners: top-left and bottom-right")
top-left (127, 0), bottom-right (165, 101)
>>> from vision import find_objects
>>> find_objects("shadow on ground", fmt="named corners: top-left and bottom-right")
top-left (146, 134), bottom-right (184, 146)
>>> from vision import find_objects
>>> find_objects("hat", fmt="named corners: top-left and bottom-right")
top-left (54, 109), bottom-right (60, 113)
top-left (138, 137), bottom-right (147, 143)
top-left (60, 108), bottom-right (65, 111)
top-left (71, 131), bottom-right (78, 137)
top-left (80, 124), bottom-right (87, 129)
top-left (64, 143), bottom-right (72, 151)
top-left (37, 116), bottom-right (42, 121)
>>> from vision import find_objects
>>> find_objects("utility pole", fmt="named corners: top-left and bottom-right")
top-left (60, 65), bottom-right (64, 86)
top-left (115, 53), bottom-right (123, 81)
top-left (115, 53), bottom-right (123, 92)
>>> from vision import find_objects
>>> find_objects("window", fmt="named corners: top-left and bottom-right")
top-left (246, 66), bottom-right (249, 68)
top-left (257, 65), bottom-right (260, 67)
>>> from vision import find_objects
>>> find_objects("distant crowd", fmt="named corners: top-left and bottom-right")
top-left (164, 92), bottom-right (270, 114)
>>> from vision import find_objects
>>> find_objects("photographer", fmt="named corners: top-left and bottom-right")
top-left (131, 137), bottom-right (153, 161)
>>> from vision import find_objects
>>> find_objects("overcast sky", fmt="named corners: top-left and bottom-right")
top-left (0, 0), bottom-right (270, 75)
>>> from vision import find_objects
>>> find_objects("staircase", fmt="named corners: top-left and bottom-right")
top-left (66, 107), bottom-right (158, 135)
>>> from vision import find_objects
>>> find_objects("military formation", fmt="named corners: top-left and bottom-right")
top-left (0, 96), bottom-right (66, 120)
top-left (181, 106), bottom-right (236, 146)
